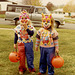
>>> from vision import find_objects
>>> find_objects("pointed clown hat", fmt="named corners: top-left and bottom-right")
top-left (19, 10), bottom-right (30, 25)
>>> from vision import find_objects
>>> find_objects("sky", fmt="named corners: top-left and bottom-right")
top-left (8, 0), bottom-right (71, 6)
top-left (41, 0), bottom-right (71, 6)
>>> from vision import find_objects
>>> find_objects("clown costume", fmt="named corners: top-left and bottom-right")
top-left (35, 13), bottom-right (59, 75)
top-left (14, 10), bottom-right (36, 74)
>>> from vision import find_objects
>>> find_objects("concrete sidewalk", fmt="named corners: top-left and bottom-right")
top-left (0, 28), bottom-right (14, 30)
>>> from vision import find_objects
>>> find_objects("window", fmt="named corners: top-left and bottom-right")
top-left (63, 12), bottom-right (65, 14)
top-left (55, 12), bottom-right (57, 14)
top-left (22, 7), bottom-right (34, 13)
top-left (23, 7), bottom-right (30, 13)
top-left (6, 5), bottom-right (35, 13)
top-left (15, 7), bottom-right (22, 12)
top-left (59, 12), bottom-right (62, 14)
top-left (35, 8), bottom-right (45, 14)
top-left (7, 6), bottom-right (15, 12)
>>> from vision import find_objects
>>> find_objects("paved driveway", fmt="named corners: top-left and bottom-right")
top-left (59, 23), bottom-right (75, 30)
top-left (0, 18), bottom-right (14, 25)
top-left (0, 18), bottom-right (75, 30)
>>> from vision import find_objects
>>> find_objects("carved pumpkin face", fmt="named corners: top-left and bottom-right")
top-left (9, 52), bottom-right (20, 62)
top-left (51, 56), bottom-right (64, 68)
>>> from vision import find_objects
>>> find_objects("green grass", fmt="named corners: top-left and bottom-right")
top-left (0, 24), bottom-right (40, 29)
top-left (0, 24), bottom-right (16, 29)
top-left (0, 28), bottom-right (75, 75)
top-left (0, 14), bottom-right (5, 18)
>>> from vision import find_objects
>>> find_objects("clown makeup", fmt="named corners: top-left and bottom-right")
top-left (19, 11), bottom-right (30, 25)
top-left (20, 15), bottom-right (29, 25)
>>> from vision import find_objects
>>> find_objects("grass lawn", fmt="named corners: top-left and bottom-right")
top-left (0, 24), bottom-right (16, 29)
top-left (0, 28), bottom-right (75, 75)
top-left (0, 14), bottom-right (5, 18)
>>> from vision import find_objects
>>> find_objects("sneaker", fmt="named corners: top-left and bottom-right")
top-left (32, 68), bottom-right (36, 72)
top-left (37, 72), bottom-right (46, 75)
top-left (31, 72), bottom-right (35, 74)
top-left (19, 69), bottom-right (23, 75)
top-left (37, 72), bottom-right (43, 75)
top-left (29, 68), bottom-right (36, 72)
top-left (19, 71), bottom-right (23, 75)
top-left (23, 67), bottom-right (27, 73)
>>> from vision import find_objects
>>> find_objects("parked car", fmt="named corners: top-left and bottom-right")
top-left (5, 4), bottom-right (65, 28)
top-left (71, 16), bottom-right (75, 18)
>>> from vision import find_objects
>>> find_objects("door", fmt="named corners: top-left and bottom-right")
top-left (31, 8), bottom-right (45, 21)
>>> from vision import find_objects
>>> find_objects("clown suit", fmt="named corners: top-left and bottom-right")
top-left (35, 13), bottom-right (59, 75)
top-left (14, 10), bottom-right (36, 74)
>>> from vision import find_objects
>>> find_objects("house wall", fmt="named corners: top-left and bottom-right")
top-left (71, 12), bottom-right (75, 16)
top-left (0, 2), bottom-right (12, 11)
top-left (0, 11), bottom-right (6, 14)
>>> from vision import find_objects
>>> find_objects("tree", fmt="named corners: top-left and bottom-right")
top-left (22, 0), bottom-right (31, 5)
top-left (22, 0), bottom-right (42, 6)
top-left (31, 0), bottom-right (42, 6)
top-left (63, 0), bottom-right (75, 12)
top-left (46, 2), bottom-right (55, 11)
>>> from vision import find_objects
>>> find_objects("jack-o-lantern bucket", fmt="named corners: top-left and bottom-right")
top-left (51, 54), bottom-right (64, 68)
top-left (9, 52), bottom-right (20, 62)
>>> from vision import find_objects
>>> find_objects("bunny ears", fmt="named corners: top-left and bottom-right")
top-left (42, 13), bottom-right (52, 19)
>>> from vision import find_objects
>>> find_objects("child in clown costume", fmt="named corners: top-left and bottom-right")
top-left (35, 13), bottom-right (59, 75)
top-left (14, 10), bottom-right (36, 74)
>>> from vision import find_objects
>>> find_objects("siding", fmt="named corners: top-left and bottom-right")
top-left (0, 11), bottom-right (6, 14)
top-left (0, 2), bottom-right (12, 11)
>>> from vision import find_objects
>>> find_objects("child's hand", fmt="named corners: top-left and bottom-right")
top-left (55, 49), bottom-right (59, 53)
top-left (35, 47), bottom-right (38, 51)
top-left (23, 24), bottom-right (27, 30)
top-left (14, 44), bottom-right (17, 49)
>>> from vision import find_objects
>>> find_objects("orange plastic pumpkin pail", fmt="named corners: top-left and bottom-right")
top-left (51, 56), bottom-right (64, 68)
top-left (9, 52), bottom-right (20, 62)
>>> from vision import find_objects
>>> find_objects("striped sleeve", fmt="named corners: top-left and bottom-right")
top-left (52, 29), bottom-right (59, 50)
top-left (35, 28), bottom-right (43, 48)
top-left (35, 38), bottom-right (40, 47)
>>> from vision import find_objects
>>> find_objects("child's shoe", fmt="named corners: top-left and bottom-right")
top-left (19, 71), bottom-right (23, 75)
top-left (19, 69), bottom-right (23, 75)
top-left (29, 68), bottom-right (36, 74)
top-left (23, 67), bottom-right (27, 73)
top-left (19, 67), bottom-right (27, 74)
top-left (32, 68), bottom-right (36, 72)
top-left (31, 72), bottom-right (35, 74)
top-left (37, 72), bottom-right (43, 75)
top-left (29, 68), bottom-right (36, 72)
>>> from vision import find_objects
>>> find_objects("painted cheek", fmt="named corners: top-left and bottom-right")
top-left (21, 19), bottom-right (27, 23)
top-left (25, 20), bottom-right (28, 23)
top-left (21, 19), bottom-right (24, 23)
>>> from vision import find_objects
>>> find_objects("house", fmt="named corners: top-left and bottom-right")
top-left (0, 1), bottom-right (17, 14)
top-left (53, 8), bottom-right (69, 16)
top-left (53, 9), bottom-right (64, 14)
